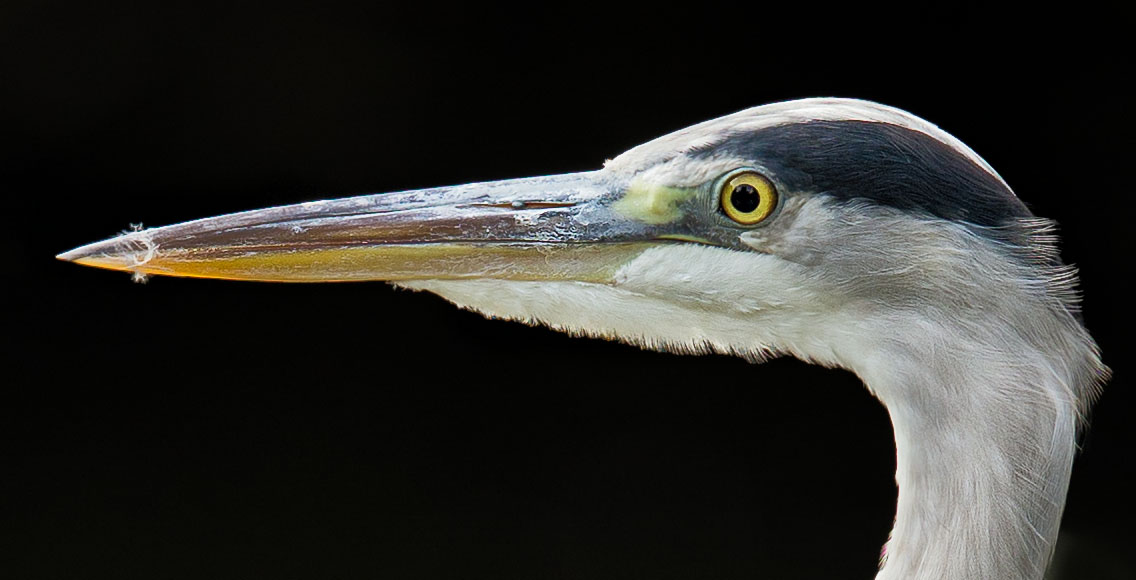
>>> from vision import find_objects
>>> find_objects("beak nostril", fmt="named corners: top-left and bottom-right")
top-left (464, 201), bottom-right (577, 210)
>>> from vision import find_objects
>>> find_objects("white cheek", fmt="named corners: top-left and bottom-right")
top-left (737, 195), bottom-right (836, 267)
top-left (394, 243), bottom-right (850, 366)
top-left (394, 278), bottom-right (760, 357)
top-left (613, 244), bottom-right (819, 312)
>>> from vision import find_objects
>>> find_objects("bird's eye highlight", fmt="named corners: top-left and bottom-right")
top-left (720, 171), bottom-right (778, 225)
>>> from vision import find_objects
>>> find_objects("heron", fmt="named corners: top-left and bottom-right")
top-left (58, 98), bottom-right (1107, 579)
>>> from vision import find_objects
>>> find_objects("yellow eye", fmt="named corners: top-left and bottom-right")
top-left (720, 171), bottom-right (778, 225)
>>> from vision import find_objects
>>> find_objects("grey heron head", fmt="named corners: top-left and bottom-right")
top-left (58, 98), bottom-right (1108, 580)
top-left (57, 98), bottom-right (1082, 372)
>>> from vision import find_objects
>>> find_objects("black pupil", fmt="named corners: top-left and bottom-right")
top-left (730, 183), bottom-right (761, 213)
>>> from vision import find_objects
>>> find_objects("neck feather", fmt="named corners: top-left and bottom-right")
top-left (847, 309), bottom-right (1100, 580)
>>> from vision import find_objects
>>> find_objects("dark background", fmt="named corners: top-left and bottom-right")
top-left (2, 4), bottom-right (1131, 579)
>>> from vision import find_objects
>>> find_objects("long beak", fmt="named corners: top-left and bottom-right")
top-left (56, 171), bottom-right (665, 283)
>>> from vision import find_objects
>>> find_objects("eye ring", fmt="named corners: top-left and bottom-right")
top-left (719, 171), bottom-right (778, 225)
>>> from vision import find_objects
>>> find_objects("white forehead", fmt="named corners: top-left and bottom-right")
top-left (604, 98), bottom-right (1006, 188)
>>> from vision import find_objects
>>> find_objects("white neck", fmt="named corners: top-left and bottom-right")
top-left (399, 241), bottom-right (1104, 580)
top-left (850, 319), bottom-right (1081, 580)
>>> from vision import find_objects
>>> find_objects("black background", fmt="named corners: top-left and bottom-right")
top-left (3, 4), bottom-right (1131, 579)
